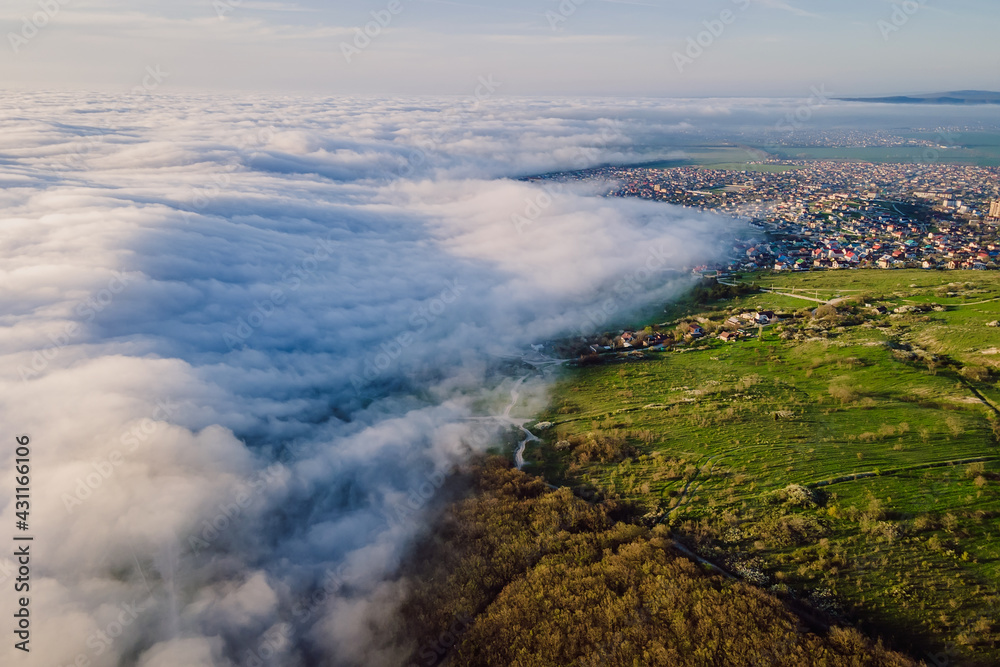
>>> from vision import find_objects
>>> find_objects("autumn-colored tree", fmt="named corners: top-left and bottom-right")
top-left (395, 458), bottom-right (918, 667)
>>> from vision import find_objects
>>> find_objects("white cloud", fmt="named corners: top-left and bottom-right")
top-left (6, 91), bottom-right (997, 664)
top-left (0, 91), bottom-right (749, 665)
top-left (753, 0), bottom-right (826, 20)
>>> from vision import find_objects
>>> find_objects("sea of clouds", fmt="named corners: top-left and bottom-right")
top-left (1, 91), bottom-right (922, 666)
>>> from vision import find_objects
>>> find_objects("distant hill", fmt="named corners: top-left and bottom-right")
top-left (838, 90), bottom-right (1000, 105)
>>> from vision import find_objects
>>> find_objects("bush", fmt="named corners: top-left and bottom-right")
top-left (828, 382), bottom-right (857, 404)
top-left (960, 366), bottom-right (992, 382)
top-left (770, 483), bottom-right (821, 508)
top-left (814, 304), bottom-right (838, 320)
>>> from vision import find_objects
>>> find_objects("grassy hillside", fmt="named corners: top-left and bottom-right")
top-left (530, 270), bottom-right (1000, 665)
top-left (398, 459), bottom-right (918, 667)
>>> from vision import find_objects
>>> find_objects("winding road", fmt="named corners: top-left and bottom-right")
top-left (469, 350), bottom-right (571, 470)
top-left (502, 376), bottom-right (541, 470)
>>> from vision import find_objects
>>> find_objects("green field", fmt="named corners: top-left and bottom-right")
top-left (760, 144), bottom-right (1000, 167)
top-left (530, 270), bottom-right (1000, 665)
top-left (639, 146), bottom-right (771, 170)
top-left (631, 136), bottom-right (1000, 170)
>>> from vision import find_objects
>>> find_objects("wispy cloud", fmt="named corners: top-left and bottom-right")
top-left (481, 33), bottom-right (639, 45)
top-left (754, 0), bottom-right (826, 19)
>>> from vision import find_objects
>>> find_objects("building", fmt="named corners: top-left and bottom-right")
top-left (990, 200), bottom-right (1000, 220)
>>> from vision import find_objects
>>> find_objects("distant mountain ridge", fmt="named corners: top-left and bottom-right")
top-left (838, 90), bottom-right (1000, 105)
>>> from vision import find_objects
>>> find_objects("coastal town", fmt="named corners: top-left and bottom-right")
top-left (530, 159), bottom-right (1000, 273)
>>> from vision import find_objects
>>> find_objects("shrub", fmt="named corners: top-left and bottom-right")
top-left (960, 366), bottom-right (992, 382)
top-left (814, 304), bottom-right (838, 320)
top-left (829, 383), bottom-right (857, 404)
top-left (770, 483), bottom-right (821, 508)
top-left (966, 462), bottom-right (986, 479)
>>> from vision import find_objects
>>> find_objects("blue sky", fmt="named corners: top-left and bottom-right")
top-left (1, 0), bottom-right (998, 96)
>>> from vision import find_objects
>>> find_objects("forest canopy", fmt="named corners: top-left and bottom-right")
top-left (396, 458), bottom-right (917, 667)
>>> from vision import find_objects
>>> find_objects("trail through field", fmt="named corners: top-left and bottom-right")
top-left (663, 454), bottom-right (723, 517)
top-left (465, 350), bottom-right (571, 469)
top-left (719, 280), bottom-right (843, 305)
top-left (962, 381), bottom-right (1000, 416)
top-left (767, 290), bottom-right (828, 304)
top-left (951, 297), bottom-right (1000, 306)
top-left (807, 455), bottom-right (1000, 488)
top-left (465, 375), bottom-right (540, 469)
top-left (501, 376), bottom-right (541, 470)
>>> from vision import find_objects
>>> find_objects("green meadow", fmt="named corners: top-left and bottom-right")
top-left (630, 134), bottom-right (1000, 170)
top-left (530, 270), bottom-right (1000, 665)
top-left (762, 145), bottom-right (1000, 167)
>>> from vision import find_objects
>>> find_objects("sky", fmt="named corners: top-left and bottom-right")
top-left (1, 0), bottom-right (998, 97)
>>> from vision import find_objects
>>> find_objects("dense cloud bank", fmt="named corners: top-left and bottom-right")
top-left (0, 92), bottom-right (745, 666)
